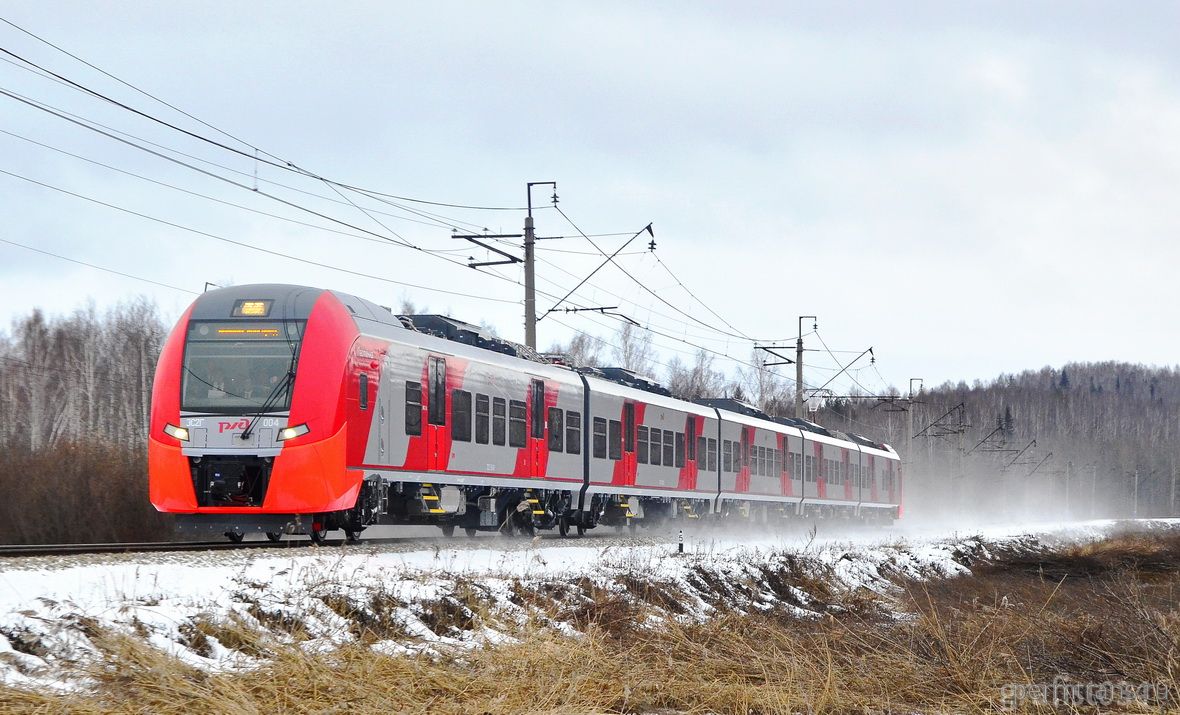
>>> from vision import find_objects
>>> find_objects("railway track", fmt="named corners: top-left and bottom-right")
top-left (0, 535), bottom-right (469, 559)
top-left (0, 529), bottom-right (619, 559)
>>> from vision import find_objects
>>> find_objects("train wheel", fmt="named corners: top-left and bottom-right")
top-left (558, 515), bottom-right (570, 538)
top-left (628, 520), bottom-right (638, 535)
top-left (344, 529), bottom-right (362, 543)
top-left (440, 524), bottom-right (455, 538)
top-left (465, 527), bottom-right (478, 538)
top-left (576, 522), bottom-right (587, 537)
top-left (225, 531), bottom-right (244, 543)
top-left (265, 532), bottom-right (282, 543)
top-left (309, 522), bottom-right (328, 545)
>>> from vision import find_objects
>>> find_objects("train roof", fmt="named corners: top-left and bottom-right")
top-left (694, 397), bottom-right (765, 418)
top-left (579, 367), bottom-right (672, 397)
top-left (190, 283), bottom-right (325, 321)
top-left (397, 314), bottom-right (545, 362)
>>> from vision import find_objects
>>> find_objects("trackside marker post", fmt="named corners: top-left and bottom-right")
top-left (678, 529), bottom-right (684, 554)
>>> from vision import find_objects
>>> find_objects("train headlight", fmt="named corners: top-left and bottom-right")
top-left (163, 423), bottom-right (190, 442)
top-left (277, 423), bottom-right (310, 442)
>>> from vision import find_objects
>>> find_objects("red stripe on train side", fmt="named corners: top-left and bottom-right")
top-left (814, 441), bottom-right (826, 499)
top-left (401, 358), bottom-right (431, 471)
top-left (679, 413), bottom-right (704, 491)
top-left (779, 432), bottom-right (792, 497)
top-left (868, 453), bottom-right (879, 502)
top-left (437, 357), bottom-right (470, 471)
top-left (843, 448), bottom-right (854, 501)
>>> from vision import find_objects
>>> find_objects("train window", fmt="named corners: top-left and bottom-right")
top-left (637, 426), bottom-right (649, 464)
top-left (624, 404), bottom-right (635, 453)
top-left (475, 395), bottom-right (490, 444)
top-left (804, 455), bottom-right (814, 483)
top-left (405, 381), bottom-right (422, 436)
top-left (593, 417), bottom-right (607, 458)
top-left (722, 440), bottom-right (732, 472)
top-left (675, 433), bottom-right (685, 468)
top-left (547, 407), bottom-right (563, 452)
top-left (531, 380), bottom-right (545, 439)
top-left (608, 420), bottom-right (622, 460)
top-left (452, 390), bottom-right (472, 442)
top-left (696, 437), bottom-right (707, 466)
top-left (773, 449), bottom-right (781, 476)
top-left (428, 357), bottom-right (446, 426)
top-left (359, 373), bottom-right (369, 411)
top-left (566, 411), bottom-right (581, 454)
top-left (663, 430), bottom-right (674, 467)
top-left (686, 420), bottom-right (696, 461)
top-left (492, 398), bottom-right (506, 446)
top-left (509, 400), bottom-right (527, 447)
top-left (707, 438), bottom-right (717, 472)
top-left (649, 428), bottom-right (662, 465)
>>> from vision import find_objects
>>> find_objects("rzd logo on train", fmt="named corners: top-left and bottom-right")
top-left (218, 419), bottom-right (250, 433)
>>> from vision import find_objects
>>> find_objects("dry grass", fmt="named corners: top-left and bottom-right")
top-left (0, 442), bottom-right (173, 544)
top-left (3, 531), bottom-right (1180, 713)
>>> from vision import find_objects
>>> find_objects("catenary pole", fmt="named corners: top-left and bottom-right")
top-left (795, 315), bottom-right (816, 418)
top-left (524, 181), bottom-right (556, 349)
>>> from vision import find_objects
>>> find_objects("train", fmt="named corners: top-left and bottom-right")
top-left (148, 284), bottom-right (901, 542)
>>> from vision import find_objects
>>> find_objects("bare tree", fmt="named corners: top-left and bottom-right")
top-left (548, 331), bottom-right (606, 368)
top-left (666, 349), bottom-right (726, 400)
top-left (612, 322), bottom-right (655, 375)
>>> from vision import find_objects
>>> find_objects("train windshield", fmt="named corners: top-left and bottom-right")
top-left (181, 321), bottom-right (304, 414)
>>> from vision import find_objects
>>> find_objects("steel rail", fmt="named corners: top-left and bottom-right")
top-left (0, 535), bottom-right (467, 559)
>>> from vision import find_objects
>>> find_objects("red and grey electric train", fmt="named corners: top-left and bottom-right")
top-left (148, 284), bottom-right (901, 542)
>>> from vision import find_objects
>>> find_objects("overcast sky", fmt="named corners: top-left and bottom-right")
top-left (1, 1), bottom-right (1177, 393)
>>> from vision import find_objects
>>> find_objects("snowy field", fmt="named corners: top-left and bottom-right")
top-left (0, 518), bottom-right (1172, 691)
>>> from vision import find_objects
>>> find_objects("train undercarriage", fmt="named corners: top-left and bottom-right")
top-left (177, 470), bottom-right (898, 543)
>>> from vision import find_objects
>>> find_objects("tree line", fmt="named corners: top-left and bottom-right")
top-left (0, 300), bottom-right (171, 543)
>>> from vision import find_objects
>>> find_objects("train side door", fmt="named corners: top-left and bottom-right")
top-left (868, 454), bottom-right (879, 502)
top-left (427, 356), bottom-right (447, 470)
top-left (528, 379), bottom-right (545, 477)
top-left (843, 448), bottom-right (853, 500)
top-left (623, 401), bottom-right (636, 485)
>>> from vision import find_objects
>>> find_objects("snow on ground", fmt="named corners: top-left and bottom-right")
top-left (0, 518), bottom-right (1171, 692)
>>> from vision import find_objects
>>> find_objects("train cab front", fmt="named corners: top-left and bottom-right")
top-left (176, 314), bottom-right (303, 509)
top-left (149, 285), bottom-right (358, 539)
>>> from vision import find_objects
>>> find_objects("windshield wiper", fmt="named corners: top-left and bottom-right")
top-left (240, 322), bottom-right (301, 441)
top-left (239, 369), bottom-right (294, 440)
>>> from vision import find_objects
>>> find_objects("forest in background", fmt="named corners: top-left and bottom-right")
top-left (0, 298), bottom-right (1174, 543)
